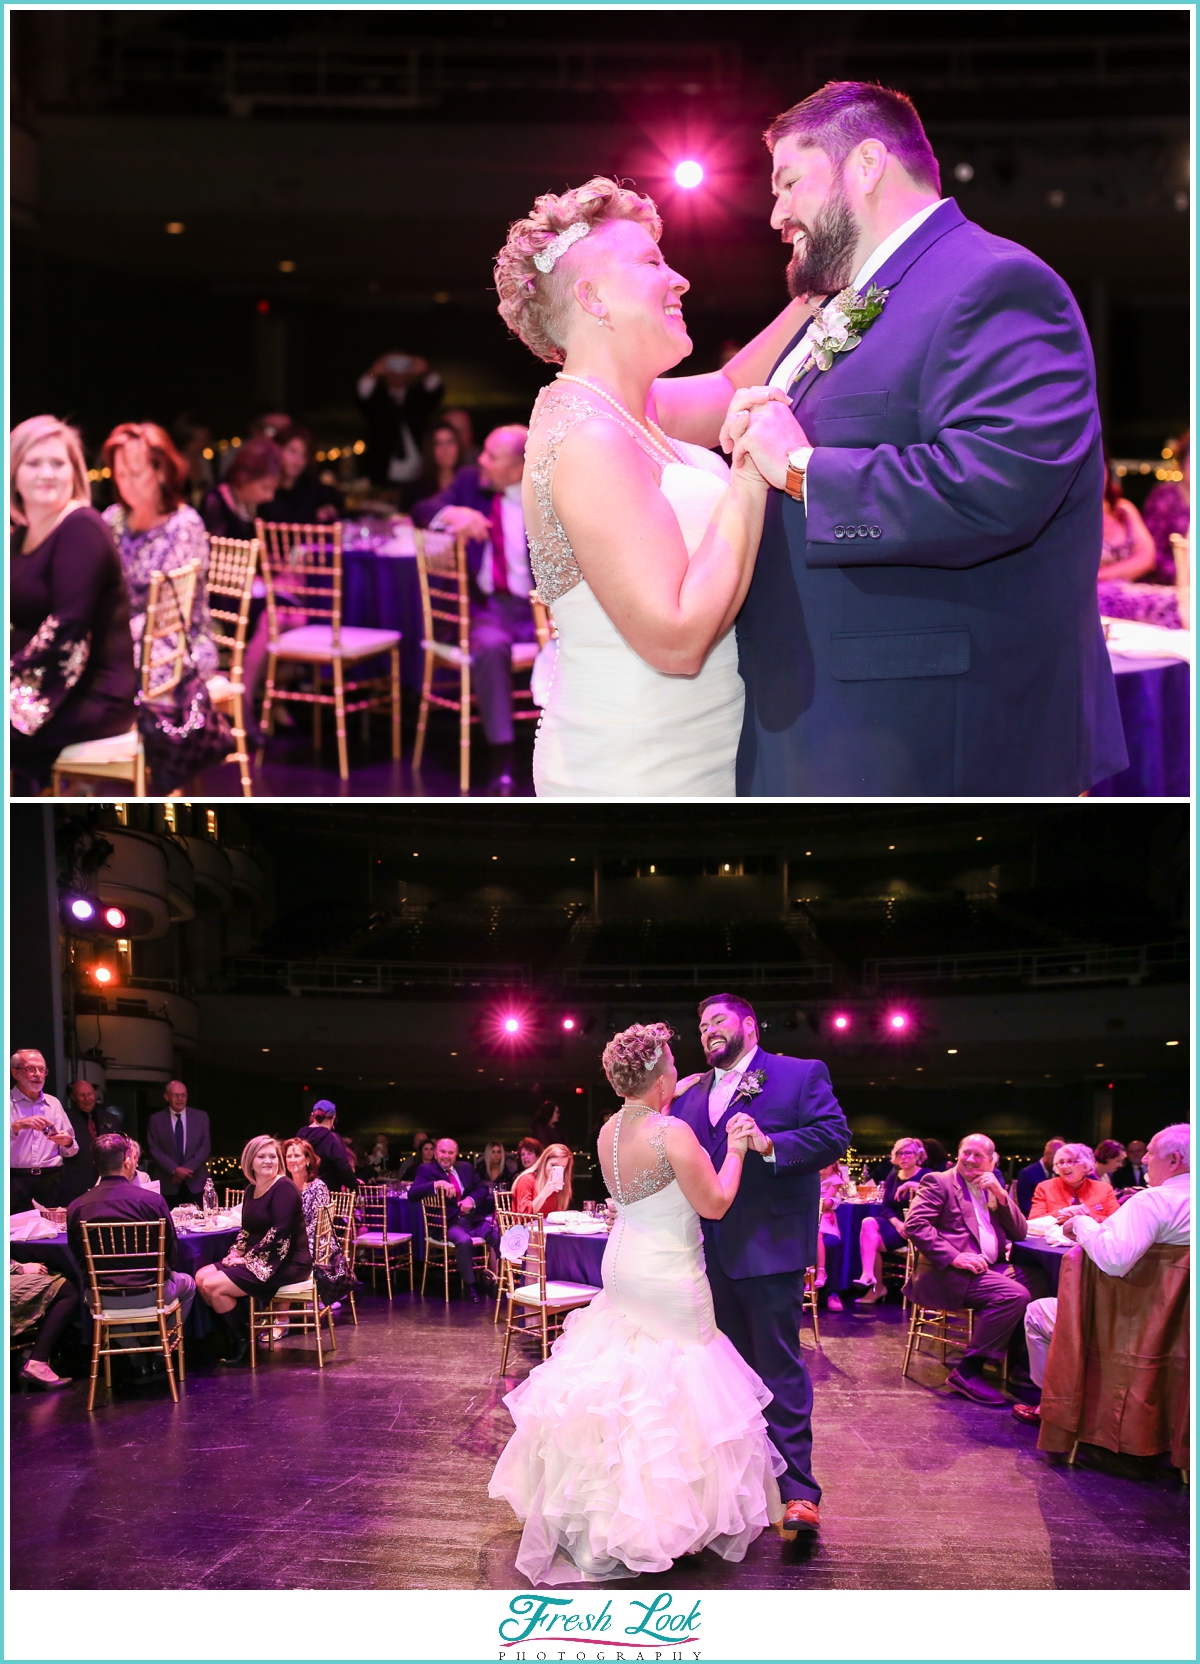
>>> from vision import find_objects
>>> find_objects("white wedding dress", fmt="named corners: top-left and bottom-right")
top-left (526, 387), bottom-right (745, 798)
top-left (488, 1108), bottom-right (784, 1586)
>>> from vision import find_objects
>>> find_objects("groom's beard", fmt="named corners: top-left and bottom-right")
top-left (704, 1033), bottom-right (747, 1071)
top-left (786, 179), bottom-right (860, 300)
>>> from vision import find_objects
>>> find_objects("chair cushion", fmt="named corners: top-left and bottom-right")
top-left (56, 728), bottom-right (140, 765)
top-left (97, 1299), bottom-right (182, 1320)
top-left (273, 624), bottom-right (401, 661)
top-left (511, 642), bottom-right (540, 669)
top-left (206, 674), bottom-right (242, 703)
top-left (274, 1280), bottom-right (316, 1297)
top-left (421, 639), bottom-right (469, 666)
top-left (511, 1281), bottom-right (600, 1307)
top-left (355, 1231), bottom-right (412, 1246)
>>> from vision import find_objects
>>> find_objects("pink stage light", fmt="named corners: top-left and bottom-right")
top-left (832, 1013), bottom-right (850, 1031)
top-left (887, 1011), bottom-right (910, 1032)
top-left (503, 1016), bottom-right (521, 1034)
top-left (674, 160), bottom-right (704, 189)
top-left (562, 1017), bottom-right (577, 1031)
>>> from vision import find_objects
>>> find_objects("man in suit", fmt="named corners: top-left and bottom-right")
top-left (723, 80), bottom-right (1126, 795)
top-left (413, 424), bottom-right (537, 789)
top-left (295, 1100), bottom-right (358, 1192)
top-left (145, 1079), bottom-right (211, 1203)
top-left (409, 1136), bottom-right (491, 1303)
top-left (59, 1078), bottom-right (123, 1203)
top-left (1112, 1138), bottom-right (1150, 1190)
top-left (672, 993), bottom-right (851, 1536)
top-left (1014, 1138), bottom-right (1066, 1216)
top-left (904, 1134), bottom-right (1030, 1406)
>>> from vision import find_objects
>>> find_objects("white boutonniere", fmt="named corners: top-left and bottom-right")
top-left (731, 1068), bottom-right (767, 1107)
top-left (791, 283), bottom-right (890, 385)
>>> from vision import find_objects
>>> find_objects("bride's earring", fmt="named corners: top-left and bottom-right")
top-left (596, 313), bottom-right (607, 327)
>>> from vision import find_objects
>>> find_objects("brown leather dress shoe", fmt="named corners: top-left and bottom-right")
top-left (780, 1499), bottom-right (820, 1537)
top-left (1011, 1401), bottom-right (1042, 1425)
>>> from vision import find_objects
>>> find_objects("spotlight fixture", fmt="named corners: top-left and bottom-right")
top-left (70, 897), bottom-right (96, 922)
top-left (503, 1016), bottom-right (521, 1034)
top-left (832, 1013), bottom-right (851, 1032)
top-left (562, 1017), bottom-right (577, 1031)
top-left (103, 906), bottom-right (127, 930)
top-left (674, 160), bottom-right (704, 189)
top-left (91, 965), bottom-right (115, 986)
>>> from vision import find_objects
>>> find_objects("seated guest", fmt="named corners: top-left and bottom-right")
top-left (1016, 1124), bottom-right (1190, 1426)
top-left (443, 406), bottom-right (479, 466)
top-left (1092, 1139), bottom-right (1127, 1187)
top-left (816, 1161), bottom-right (849, 1311)
top-left (101, 422), bottom-right (219, 680)
top-left (476, 1140), bottom-right (519, 1188)
top-left (511, 1142), bottom-right (574, 1218)
top-left (399, 1132), bottom-right (435, 1182)
top-left (515, 1136), bottom-right (542, 1173)
top-left (413, 420), bottom-right (466, 503)
top-left (9, 416), bottom-right (137, 796)
top-left (67, 1133), bottom-right (197, 1346)
top-left (921, 1137), bottom-right (950, 1173)
top-left (59, 1078), bottom-right (122, 1203)
top-left (260, 424), bottom-right (343, 525)
top-left (145, 1079), bottom-right (211, 1206)
top-left (12, 1257), bottom-right (79, 1391)
top-left (1142, 433), bottom-right (1189, 584)
top-left (1113, 1138), bottom-right (1150, 1190)
top-left (200, 438), bottom-right (282, 540)
top-left (1014, 1138), bottom-right (1065, 1215)
top-left (852, 1137), bottom-right (928, 1305)
top-left (1094, 451), bottom-right (1177, 624)
top-left (282, 1138), bottom-right (354, 1308)
top-left (1029, 1142), bottom-right (1119, 1224)
top-left (9, 1048), bottom-right (77, 1212)
top-left (295, 1100), bottom-right (357, 1192)
top-left (195, 1136), bottom-right (312, 1365)
top-left (409, 1137), bottom-right (490, 1303)
top-left (413, 423), bottom-right (536, 787)
top-left (904, 1134), bottom-right (1031, 1406)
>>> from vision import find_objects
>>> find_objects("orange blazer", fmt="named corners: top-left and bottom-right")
top-left (1029, 1174), bottom-right (1119, 1221)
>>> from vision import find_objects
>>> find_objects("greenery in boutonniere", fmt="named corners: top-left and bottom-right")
top-left (801, 282), bottom-right (890, 374)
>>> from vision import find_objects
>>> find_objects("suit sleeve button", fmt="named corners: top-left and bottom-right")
top-left (834, 525), bottom-right (844, 539)
top-left (857, 524), bottom-right (870, 538)
top-left (870, 525), bottom-right (882, 538)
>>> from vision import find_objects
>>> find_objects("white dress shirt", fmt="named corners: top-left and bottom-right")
top-left (964, 1179), bottom-right (1000, 1264)
top-left (767, 198), bottom-right (951, 507)
top-left (708, 1044), bottom-right (760, 1126)
top-left (1072, 1172), bottom-right (1190, 1278)
top-left (9, 1087), bottom-right (77, 1168)
top-left (477, 485), bottom-right (533, 598)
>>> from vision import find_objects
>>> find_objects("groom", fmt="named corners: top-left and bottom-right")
top-left (672, 994), bottom-right (850, 1534)
top-left (721, 80), bottom-right (1126, 796)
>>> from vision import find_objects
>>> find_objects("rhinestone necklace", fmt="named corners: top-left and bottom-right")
top-left (556, 373), bottom-right (683, 467)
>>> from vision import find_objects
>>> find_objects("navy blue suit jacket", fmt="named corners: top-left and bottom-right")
top-left (736, 199), bottom-right (1126, 797)
top-left (409, 1159), bottom-right (490, 1228)
top-left (412, 466), bottom-right (492, 596)
top-left (672, 1049), bottom-right (850, 1279)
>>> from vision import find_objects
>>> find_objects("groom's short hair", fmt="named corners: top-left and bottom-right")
top-left (764, 82), bottom-right (941, 196)
top-left (698, 993), bottom-right (758, 1029)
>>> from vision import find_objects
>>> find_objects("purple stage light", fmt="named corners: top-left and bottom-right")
top-left (887, 1010), bottom-right (910, 1032)
top-left (562, 1017), bottom-right (576, 1031)
top-left (70, 897), bottom-right (96, 922)
top-left (674, 160), bottom-right (704, 189)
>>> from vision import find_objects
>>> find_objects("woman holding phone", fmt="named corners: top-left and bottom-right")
top-left (511, 1142), bottom-right (574, 1216)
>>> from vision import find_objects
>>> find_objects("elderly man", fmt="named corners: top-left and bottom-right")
top-left (1014, 1138), bottom-right (1066, 1215)
top-left (1113, 1138), bottom-right (1150, 1190)
top-left (1014, 1123), bottom-right (1191, 1426)
top-left (295, 1100), bottom-right (358, 1192)
top-left (9, 1049), bottom-right (77, 1212)
top-left (59, 1079), bottom-right (123, 1203)
top-left (413, 423), bottom-right (536, 788)
top-left (409, 1137), bottom-right (490, 1303)
top-left (146, 1081), bottom-right (212, 1203)
top-left (904, 1134), bottom-right (1030, 1406)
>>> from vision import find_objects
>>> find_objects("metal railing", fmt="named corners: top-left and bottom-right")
top-left (563, 962), bottom-right (833, 989)
top-left (862, 941), bottom-right (1187, 989)
top-left (223, 957), bottom-right (532, 993)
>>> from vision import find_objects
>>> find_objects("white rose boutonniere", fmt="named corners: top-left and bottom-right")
top-left (794, 283), bottom-right (890, 381)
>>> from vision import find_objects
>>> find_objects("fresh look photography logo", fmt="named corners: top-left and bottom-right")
top-left (497, 1593), bottom-right (703, 1659)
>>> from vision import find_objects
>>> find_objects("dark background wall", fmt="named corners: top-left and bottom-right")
top-left (10, 8), bottom-right (1190, 461)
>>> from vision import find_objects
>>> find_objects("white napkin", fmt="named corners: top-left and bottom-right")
top-left (10, 1210), bottom-right (62, 1241)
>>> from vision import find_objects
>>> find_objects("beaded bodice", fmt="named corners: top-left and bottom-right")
top-left (606, 1107), bottom-right (676, 1207)
top-left (526, 387), bottom-right (664, 604)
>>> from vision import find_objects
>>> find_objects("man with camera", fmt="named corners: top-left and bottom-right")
top-left (357, 351), bottom-right (444, 491)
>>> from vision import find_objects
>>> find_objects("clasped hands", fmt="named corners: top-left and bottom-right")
top-left (13, 1114), bottom-right (72, 1147)
top-left (725, 1112), bottom-right (771, 1157)
top-left (720, 387), bottom-right (812, 492)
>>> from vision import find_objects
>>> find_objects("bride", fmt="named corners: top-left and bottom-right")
top-left (493, 178), bottom-right (814, 798)
top-left (488, 1023), bottom-right (784, 1585)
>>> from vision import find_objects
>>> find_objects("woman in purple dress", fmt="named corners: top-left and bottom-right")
top-left (851, 1137), bottom-right (929, 1305)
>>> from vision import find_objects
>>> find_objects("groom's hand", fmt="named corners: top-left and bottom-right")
top-left (729, 1114), bottom-right (773, 1158)
top-left (719, 385), bottom-right (789, 455)
top-left (737, 400), bottom-right (812, 491)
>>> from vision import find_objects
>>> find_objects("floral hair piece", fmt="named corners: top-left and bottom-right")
top-left (533, 220), bottom-right (590, 274)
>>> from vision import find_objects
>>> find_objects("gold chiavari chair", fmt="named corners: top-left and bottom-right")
top-left (256, 519), bottom-right (401, 781)
top-left (498, 1211), bottom-right (601, 1374)
top-left (492, 1197), bottom-right (522, 1323)
top-left (51, 558), bottom-right (201, 796)
top-left (327, 1188), bottom-right (359, 1324)
top-left (901, 1240), bottom-right (1006, 1388)
top-left (354, 1182), bottom-right (413, 1299)
top-left (411, 531), bottom-right (539, 793)
top-left (223, 1187), bottom-right (245, 1210)
top-left (802, 1267), bottom-right (821, 1348)
top-left (419, 1190), bottom-right (490, 1303)
top-left (79, 1219), bottom-right (185, 1411)
top-left (249, 1206), bottom-right (336, 1369)
top-left (205, 534), bottom-right (261, 797)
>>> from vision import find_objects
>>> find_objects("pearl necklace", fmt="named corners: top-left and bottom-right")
top-left (621, 1101), bottom-right (657, 1116)
top-left (556, 373), bottom-right (683, 467)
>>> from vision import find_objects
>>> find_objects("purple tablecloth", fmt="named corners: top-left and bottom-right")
top-left (545, 1232), bottom-right (606, 1287)
top-left (10, 1226), bottom-right (239, 1341)
top-left (386, 1194), bottom-right (427, 1260)
top-left (829, 1201), bottom-right (889, 1289)
top-left (1010, 1238), bottom-right (1069, 1297)
top-left (1092, 660), bottom-right (1190, 797)
top-left (342, 550), bottom-right (423, 688)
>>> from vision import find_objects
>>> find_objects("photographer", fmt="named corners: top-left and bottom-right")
top-left (356, 352), bottom-right (443, 500)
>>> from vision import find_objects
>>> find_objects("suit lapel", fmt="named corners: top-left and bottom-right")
top-left (954, 1171), bottom-right (983, 1248)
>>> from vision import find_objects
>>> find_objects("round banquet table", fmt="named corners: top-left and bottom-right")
top-left (544, 1230), bottom-right (607, 1288)
top-left (342, 548), bottom-right (425, 690)
top-left (10, 1225), bottom-right (239, 1342)
top-left (386, 1193), bottom-right (427, 1262)
top-left (829, 1200), bottom-right (890, 1290)
top-left (1010, 1237), bottom-right (1070, 1298)
top-left (1092, 636), bottom-right (1191, 798)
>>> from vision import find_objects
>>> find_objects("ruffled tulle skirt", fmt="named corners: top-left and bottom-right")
top-left (488, 1290), bottom-right (785, 1586)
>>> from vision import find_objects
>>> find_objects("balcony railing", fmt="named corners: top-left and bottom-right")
top-left (223, 957), bottom-right (532, 993)
top-left (563, 962), bottom-right (833, 989)
top-left (861, 940), bottom-right (1187, 989)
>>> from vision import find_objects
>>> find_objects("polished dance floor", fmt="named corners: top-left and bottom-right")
top-left (10, 1290), bottom-right (1189, 1590)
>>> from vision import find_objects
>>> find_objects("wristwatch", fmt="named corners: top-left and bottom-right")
top-left (784, 446), bottom-right (810, 502)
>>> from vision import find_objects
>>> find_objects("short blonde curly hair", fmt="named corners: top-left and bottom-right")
top-left (602, 1022), bottom-right (675, 1097)
top-left (494, 176), bottom-right (663, 365)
